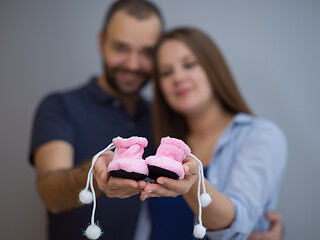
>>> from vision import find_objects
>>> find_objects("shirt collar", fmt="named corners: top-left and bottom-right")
top-left (87, 77), bottom-right (114, 103)
top-left (214, 113), bottom-right (253, 153)
top-left (86, 76), bottom-right (150, 119)
top-left (232, 112), bottom-right (253, 124)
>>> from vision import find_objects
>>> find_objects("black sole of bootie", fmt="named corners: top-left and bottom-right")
top-left (147, 165), bottom-right (179, 180)
top-left (109, 170), bottom-right (147, 181)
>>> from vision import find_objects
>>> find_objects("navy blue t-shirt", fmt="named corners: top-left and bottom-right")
top-left (29, 78), bottom-right (154, 240)
top-left (148, 168), bottom-right (209, 240)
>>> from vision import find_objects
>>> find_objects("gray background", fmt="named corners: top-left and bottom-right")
top-left (1, 0), bottom-right (319, 239)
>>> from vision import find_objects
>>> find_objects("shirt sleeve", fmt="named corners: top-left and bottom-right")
top-left (29, 93), bottom-right (74, 165)
top-left (206, 120), bottom-right (287, 240)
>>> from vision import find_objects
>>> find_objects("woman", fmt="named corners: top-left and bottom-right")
top-left (140, 27), bottom-right (287, 239)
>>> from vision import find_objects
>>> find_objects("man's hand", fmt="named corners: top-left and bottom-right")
top-left (248, 211), bottom-right (283, 240)
top-left (94, 151), bottom-right (146, 198)
top-left (139, 156), bottom-right (198, 201)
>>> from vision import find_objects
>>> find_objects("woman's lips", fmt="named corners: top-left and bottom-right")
top-left (175, 88), bottom-right (192, 97)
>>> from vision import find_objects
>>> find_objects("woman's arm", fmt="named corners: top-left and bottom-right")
top-left (141, 120), bottom-right (287, 235)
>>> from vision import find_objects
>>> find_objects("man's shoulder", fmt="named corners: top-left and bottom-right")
top-left (140, 97), bottom-right (152, 109)
top-left (38, 80), bottom-right (92, 108)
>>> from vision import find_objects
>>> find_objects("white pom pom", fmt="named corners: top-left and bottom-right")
top-left (193, 224), bottom-right (206, 239)
top-left (85, 224), bottom-right (102, 239)
top-left (200, 193), bottom-right (212, 208)
top-left (79, 189), bottom-right (93, 204)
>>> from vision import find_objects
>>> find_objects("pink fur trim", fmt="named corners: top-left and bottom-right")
top-left (108, 158), bottom-right (149, 175)
top-left (113, 136), bottom-right (148, 148)
top-left (146, 156), bottom-right (185, 179)
top-left (160, 137), bottom-right (191, 155)
top-left (155, 137), bottom-right (191, 163)
top-left (108, 136), bottom-right (148, 175)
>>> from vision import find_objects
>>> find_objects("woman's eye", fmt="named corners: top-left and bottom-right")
top-left (160, 69), bottom-right (172, 77)
top-left (184, 61), bottom-right (197, 69)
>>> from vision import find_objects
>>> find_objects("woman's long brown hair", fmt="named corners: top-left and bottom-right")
top-left (152, 27), bottom-right (252, 145)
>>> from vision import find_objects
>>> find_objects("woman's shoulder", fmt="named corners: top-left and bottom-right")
top-left (233, 112), bottom-right (287, 146)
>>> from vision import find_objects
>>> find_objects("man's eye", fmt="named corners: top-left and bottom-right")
top-left (141, 49), bottom-right (153, 58)
top-left (184, 61), bottom-right (197, 69)
top-left (116, 45), bottom-right (128, 53)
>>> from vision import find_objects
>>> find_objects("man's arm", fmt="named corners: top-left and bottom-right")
top-left (34, 140), bottom-right (99, 214)
top-left (34, 140), bottom-right (147, 214)
top-left (248, 211), bottom-right (283, 240)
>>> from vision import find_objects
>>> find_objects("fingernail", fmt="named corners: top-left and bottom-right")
top-left (184, 165), bottom-right (189, 173)
top-left (146, 190), bottom-right (152, 193)
top-left (158, 180), bottom-right (164, 185)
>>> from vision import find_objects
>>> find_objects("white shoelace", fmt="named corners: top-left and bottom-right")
top-left (189, 153), bottom-right (212, 239)
top-left (79, 143), bottom-right (115, 240)
top-left (79, 141), bottom-right (212, 239)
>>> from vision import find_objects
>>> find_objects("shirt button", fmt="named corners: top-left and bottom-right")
top-left (211, 178), bottom-right (218, 185)
top-left (112, 100), bottom-right (121, 108)
top-left (127, 121), bottom-right (136, 130)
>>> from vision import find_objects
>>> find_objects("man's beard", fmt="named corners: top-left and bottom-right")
top-left (103, 62), bottom-right (150, 97)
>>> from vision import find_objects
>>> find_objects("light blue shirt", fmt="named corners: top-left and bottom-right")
top-left (134, 113), bottom-right (287, 240)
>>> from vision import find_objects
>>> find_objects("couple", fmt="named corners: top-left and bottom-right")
top-left (30, 1), bottom-right (286, 239)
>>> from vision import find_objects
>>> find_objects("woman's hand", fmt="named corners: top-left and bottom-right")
top-left (140, 156), bottom-right (199, 201)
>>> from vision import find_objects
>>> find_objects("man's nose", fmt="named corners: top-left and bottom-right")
top-left (124, 53), bottom-right (140, 71)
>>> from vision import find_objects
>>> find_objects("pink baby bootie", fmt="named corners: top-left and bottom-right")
top-left (146, 136), bottom-right (191, 180)
top-left (108, 136), bottom-right (149, 180)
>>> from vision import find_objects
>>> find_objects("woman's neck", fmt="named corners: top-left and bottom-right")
top-left (186, 101), bottom-right (233, 139)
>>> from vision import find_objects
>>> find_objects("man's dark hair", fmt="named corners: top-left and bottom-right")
top-left (101, 0), bottom-right (164, 36)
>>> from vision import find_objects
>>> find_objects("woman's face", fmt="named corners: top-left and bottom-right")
top-left (157, 39), bottom-right (214, 116)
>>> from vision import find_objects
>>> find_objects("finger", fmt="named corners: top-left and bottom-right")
top-left (93, 169), bottom-right (109, 193)
top-left (183, 164), bottom-right (190, 175)
top-left (156, 177), bottom-right (191, 194)
top-left (141, 182), bottom-right (177, 196)
top-left (265, 211), bottom-right (282, 235)
top-left (108, 177), bottom-right (139, 189)
top-left (137, 180), bottom-right (147, 190)
top-left (249, 212), bottom-right (283, 240)
top-left (94, 151), bottom-right (113, 178)
top-left (141, 182), bottom-right (160, 193)
top-left (265, 211), bottom-right (282, 223)
top-left (140, 185), bottom-right (177, 200)
top-left (140, 188), bottom-right (152, 201)
top-left (99, 169), bottom-right (109, 182)
top-left (183, 156), bottom-right (198, 176)
top-left (247, 232), bottom-right (268, 240)
top-left (100, 150), bottom-right (114, 162)
top-left (97, 151), bottom-right (114, 167)
top-left (157, 168), bottom-right (198, 193)
top-left (93, 163), bottom-right (107, 181)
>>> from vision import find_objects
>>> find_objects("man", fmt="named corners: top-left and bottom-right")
top-left (30, 0), bottom-right (282, 239)
top-left (30, 1), bottom-right (162, 239)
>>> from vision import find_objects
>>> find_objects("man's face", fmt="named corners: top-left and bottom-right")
top-left (100, 10), bottom-right (162, 96)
